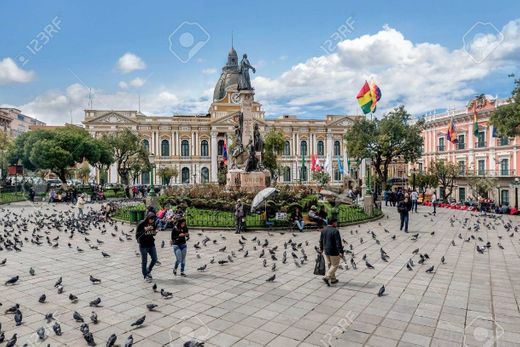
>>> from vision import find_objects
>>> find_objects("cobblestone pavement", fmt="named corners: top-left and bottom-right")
top-left (0, 201), bottom-right (519, 347)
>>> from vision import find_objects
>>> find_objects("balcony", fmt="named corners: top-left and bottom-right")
top-left (464, 169), bottom-right (516, 177)
top-left (457, 143), bottom-right (466, 150)
top-left (437, 145), bottom-right (445, 152)
top-left (474, 141), bottom-right (487, 148)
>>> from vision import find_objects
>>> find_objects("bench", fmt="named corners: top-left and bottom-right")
top-left (303, 215), bottom-right (319, 229)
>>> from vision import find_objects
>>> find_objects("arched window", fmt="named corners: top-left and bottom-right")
top-left (300, 140), bottom-right (307, 157)
top-left (334, 141), bottom-right (341, 156)
top-left (201, 167), bottom-right (209, 183)
top-left (181, 167), bottom-right (190, 184)
top-left (201, 140), bottom-right (209, 157)
top-left (181, 140), bottom-right (189, 157)
top-left (217, 140), bottom-right (224, 155)
top-left (283, 167), bottom-right (291, 182)
top-left (301, 165), bottom-right (308, 182)
top-left (161, 139), bottom-right (169, 157)
top-left (317, 140), bottom-right (324, 156)
top-left (141, 171), bottom-right (150, 185)
top-left (283, 141), bottom-right (291, 156)
top-left (334, 168), bottom-right (342, 181)
top-left (162, 175), bottom-right (170, 185)
top-left (142, 139), bottom-right (149, 153)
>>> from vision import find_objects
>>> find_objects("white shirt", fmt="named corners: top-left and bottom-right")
top-left (411, 191), bottom-right (418, 201)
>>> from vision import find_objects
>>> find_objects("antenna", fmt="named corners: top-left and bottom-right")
top-left (138, 94), bottom-right (141, 113)
top-left (88, 88), bottom-right (93, 110)
top-left (231, 31), bottom-right (234, 48)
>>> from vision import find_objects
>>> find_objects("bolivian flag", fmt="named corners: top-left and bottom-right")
top-left (357, 80), bottom-right (382, 114)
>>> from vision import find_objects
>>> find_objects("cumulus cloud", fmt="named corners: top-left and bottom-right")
top-left (117, 52), bottom-right (146, 73)
top-left (202, 68), bottom-right (217, 75)
top-left (118, 81), bottom-right (128, 89)
top-left (0, 57), bottom-right (35, 84)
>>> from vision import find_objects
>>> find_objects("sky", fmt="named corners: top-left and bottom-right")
top-left (1, 0), bottom-right (519, 124)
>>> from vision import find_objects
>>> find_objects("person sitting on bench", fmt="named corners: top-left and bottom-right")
top-left (308, 205), bottom-right (327, 227)
top-left (291, 207), bottom-right (304, 232)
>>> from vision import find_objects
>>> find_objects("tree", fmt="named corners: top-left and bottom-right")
top-left (468, 176), bottom-right (497, 199)
top-left (101, 128), bottom-right (150, 185)
top-left (0, 131), bottom-right (11, 178)
top-left (409, 173), bottom-right (438, 191)
top-left (7, 126), bottom-right (106, 183)
top-left (157, 167), bottom-right (176, 185)
top-left (312, 171), bottom-right (331, 187)
top-left (428, 160), bottom-right (458, 201)
top-left (490, 79), bottom-right (520, 137)
top-left (76, 167), bottom-right (91, 184)
top-left (262, 129), bottom-right (285, 178)
top-left (345, 106), bottom-right (424, 189)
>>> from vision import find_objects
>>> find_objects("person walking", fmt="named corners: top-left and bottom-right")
top-left (235, 199), bottom-right (245, 234)
top-left (136, 212), bottom-right (158, 282)
top-left (171, 218), bottom-right (189, 276)
top-left (76, 194), bottom-right (86, 218)
top-left (319, 217), bottom-right (344, 286)
top-left (397, 194), bottom-right (412, 233)
top-left (410, 190), bottom-right (418, 213)
top-left (291, 207), bottom-right (304, 232)
top-left (431, 191), bottom-right (438, 215)
top-left (383, 188), bottom-right (389, 206)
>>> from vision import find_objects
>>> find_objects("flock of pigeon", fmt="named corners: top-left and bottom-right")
top-left (0, 201), bottom-right (518, 346)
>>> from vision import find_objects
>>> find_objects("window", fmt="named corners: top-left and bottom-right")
top-left (457, 134), bottom-right (465, 149)
top-left (300, 165), bottom-right (308, 181)
top-left (334, 141), bottom-right (341, 156)
top-left (201, 140), bottom-right (209, 157)
top-left (300, 141), bottom-right (307, 156)
top-left (141, 171), bottom-right (150, 185)
top-left (499, 136), bottom-right (509, 146)
top-left (477, 159), bottom-right (485, 176)
top-left (283, 141), bottom-right (291, 156)
top-left (181, 140), bottom-right (189, 157)
top-left (334, 168), bottom-right (342, 181)
top-left (317, 141), bottom-right (324, 156)
top-left (201, 167), bottom-right (209, 183)
top-left (162, 175), bottom-right (170, 185)
top-left (459, 187), bottom-right (466, 202)
top-left (418, 163), bottom-right (423, 174)
top-left (476, 132), bottom-right (485, 147)
top-left (161, 140), bottom-right (169, 157)
top-left (142, 139), bottom-right (149, 153)
top-left (283, 167), bottom-right (291, 182)
top-left (501, 189), bottom-right (510, 206)
top-left (217, 140), bottom-right (224, 155)
top-left (181, 167), bottom-right (190, 184)
top-left (500, 159), bottom-right (509, 176)
top-left (438, 137), bottom-right (445, 152)
top-left (458, 161), bottom-right (465, 176)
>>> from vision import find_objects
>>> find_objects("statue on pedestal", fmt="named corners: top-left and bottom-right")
top-left (253, 123), bottom-right (263, 152)
top-left (238, 54), bottom-right (255, 90)
top-left (244, 139), bottom-right (258, 172)
top-left (232, 112), bottom-right (244, 157)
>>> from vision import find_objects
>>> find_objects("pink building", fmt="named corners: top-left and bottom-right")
top-left (417, 95), bottom-right (518, 207)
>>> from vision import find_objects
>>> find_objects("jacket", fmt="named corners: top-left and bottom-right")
top-left (171, 225), bottom-right (189, 246)
top-left (136, 217), bottom-right (157, 247)
top-left (397, 200), bottom-right (412, 214)
top-left (319, 226), bottom-right (344, 256)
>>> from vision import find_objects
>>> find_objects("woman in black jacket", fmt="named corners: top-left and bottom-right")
top-left (171, 218), bottom-right (189, 276)
top-left (136, 212), bottom-right (158, 281)
top-left (397, 195), bottom-right (412, 233)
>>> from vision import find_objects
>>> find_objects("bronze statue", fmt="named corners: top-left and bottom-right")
top-left (244, 139), bottom-right (258, 172)
top-left (253, 123), bottom-right (263, 152)
top-left (238, 54), bottom-right (255, 90)
top-left (232, 112), bottom-right (244, 157)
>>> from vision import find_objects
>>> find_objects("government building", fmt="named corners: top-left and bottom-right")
top-left (83, 47), bottom-right (361, 186)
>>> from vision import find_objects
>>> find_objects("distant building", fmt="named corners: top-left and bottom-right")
top-left (0, 108), bottom-right (46, 137)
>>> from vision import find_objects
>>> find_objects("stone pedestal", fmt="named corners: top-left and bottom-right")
top-left (226, 169), bottom-right (271, 193)
top-left (363, 195), bottom-right (374, 215)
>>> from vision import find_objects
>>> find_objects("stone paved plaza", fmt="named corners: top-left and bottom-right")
top-left (1, 201), bottom-right (520, 347)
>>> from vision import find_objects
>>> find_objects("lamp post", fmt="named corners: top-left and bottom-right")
top-left (192, 172), bottom-right (197, 185)
top-left (412, 166), bottom-right (417, 191)
top-left (510, 177), bottom-right (520, 209)
top-left (148, 154), bottom-right (156, 197)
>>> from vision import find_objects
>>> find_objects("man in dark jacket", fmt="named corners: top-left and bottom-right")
top-left (397, 194), bottom-right (413, 233)
top-left (319, 218), bottom-right (344, 286)
top-left (136, 212), bottom-right (158, 281)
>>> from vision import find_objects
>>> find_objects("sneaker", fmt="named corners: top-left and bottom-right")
top-left (146, 274), bottom-right (153, 280)
top-left (331, 279), bottom-right (339, 284)
top-left (322, 277), bottom-right (330, 287)
top-left (173, 269), bottom-right (177, 276)
top-left (180, 272), bottom-right (186, 277)
top-left (145, 276), bottom-right (152, 283)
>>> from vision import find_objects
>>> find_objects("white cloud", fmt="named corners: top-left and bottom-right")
top-left (254, 19), bottom-right (520, 117)
top-left (0, 57), bottom-right (35, 84)
top-left (202, 68), bottom-right (217, 75)
top-left (118, 81), bottom-right (128, 89)
top-left (117, 52), bottom-right (146, 73)
top-left (129, 77), bottom-right (145, 87)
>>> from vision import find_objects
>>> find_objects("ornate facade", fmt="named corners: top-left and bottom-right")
top-left (83, 48), bottom-right (362, 186)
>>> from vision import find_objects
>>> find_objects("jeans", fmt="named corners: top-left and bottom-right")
top-left (324, 255), bottom-right (341, 280)
top-left (139, 246), bottom-right (158, 278)
top-left (173, 244), bottom-right (187, 272)
top-left (400, 213), bottom-right (409, 232)
top-left (78, 208), bottom-right (84, 218)
top-left (156, 218), bottom-right (168, 230)
top-left (236, 217), bottom-right (243, 233)
top-left (294, 220), bottom-right (304, 231)
top-left (411, 200), bottom-right (418, 213)
top-left (433, 202), bottom-right (437, 214)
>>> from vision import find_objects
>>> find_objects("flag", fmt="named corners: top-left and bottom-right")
top-left (356, 81), bottom-right (372, 114)
top-left (370, 82), bottom-right (382, 112)
top-left (473, 109), bottom-right (479, 136)
top-left (446, 117), bottom-right (458, 144)
top-left (300, 148), bottom-right (306, 181)
top-left (491, 124), bottom-right (497, 138)
top-left (311, 154), bottom-right (316, 171)
top-left (324, 155), bottom-right (331, 172)
top-left (316, 157), bottom-right (322, 172)
top-left (337, 156), bottom-right (344, 174)
top-left (223, 139), bottom-right (228, 166)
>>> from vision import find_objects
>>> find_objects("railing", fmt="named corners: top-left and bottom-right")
top-left (474, 141), bottom-right (487, 148)
top-left (464, 169), bottom-right (516, 177)
top-left (437, 145), bottom-right (445, 152)
top-left (457, 143), bottom-right (466, 150)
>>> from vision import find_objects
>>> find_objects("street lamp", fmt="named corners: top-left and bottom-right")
top-left (148, 154), bottom-right (156, 197)
top-left (509, 177), bottom-right (520, 209)
top-left (412, 166), bottom-right (417, 191)
top-left (192, 172), bottom-right (197, 185)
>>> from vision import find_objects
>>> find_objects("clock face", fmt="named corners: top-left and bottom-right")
top-left (231, 93), bottom-right (240, 104)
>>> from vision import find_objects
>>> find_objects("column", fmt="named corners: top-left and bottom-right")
top-left (326, 132), bottom-right (333, 177)
top-left (171, 132), bottom-right (174, 157)
top-left (211, 131), bottom-right (218, 183)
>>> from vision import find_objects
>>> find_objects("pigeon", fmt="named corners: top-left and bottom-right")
top-left (107, 333), bottom-right (117, 347)
top-left (0, 258), bottom-right (5, 266)
top-left (29, 267), bottom-right (35, 276)
top-left (14, 310), bottom-right (23, 326)
top-left (184, 341), bottom-right (205, 347)
top-left (131, 315), bottom-right (146, 327)
top-left (90, 311), bottom-right (98, 324)
top-left (197, 264), bottom-right (207, 272)
top-left (5, 334), bottom-right (17, 347)
top-left (54, 276), bottom-right (62, 287)
top-left (89, 297), bottom-right (101, 307)
top-left (146, 304), bottom-right (158, 311)
top-left (377, 285), bottom-right (385, 297)
top-left (52, 322), bottom-right (62, 336)
top-left (73, 311), bottom-right (85, 322)
top-left (38, 294), bottom-right (46, 303)
top-left (152, 283), bottom-right (158, 292)
top-left (83, 331), bottom-right (96, 346)
top-left (441, 256), bottom-right (446, 264)
top-left (101, 251), bottom-right (110, 258)
top-left (406, 262), bottom-right (413, 271)
top-left (36, 326), bottom-right (45, 340)
top-left (266, 274), bottom-right (276, 282)
top-left (5, 276), bottom-right (19, 285)
top-left (161, 289), bottom-right (173, 299)
top-left (425, 266), bottom-right (434, 273)
top-left (45, 313), bottom-right (54, 322)
top-left (89, 275), bottom-right (101, 284)
top-left (365, 260), bottom-right (375, 269)
top-left (5, 303), bottom-right (19, 314)
top-left (125, 335), bottom-right (134, 347)
top-left (69, 293), bottom-right (79, 303)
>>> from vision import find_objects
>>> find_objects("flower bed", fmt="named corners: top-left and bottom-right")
top-left (0, 192), bottom-right (27, 204)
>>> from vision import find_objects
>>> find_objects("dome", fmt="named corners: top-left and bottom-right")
top-left (213, 47), bottom-right (240, 101)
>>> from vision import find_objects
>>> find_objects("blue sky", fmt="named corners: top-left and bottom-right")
top-left (1, 0), bottom-right (519, 124)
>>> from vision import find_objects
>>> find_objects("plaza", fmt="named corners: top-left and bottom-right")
top-left (1, 200), bottom-right (519, 346)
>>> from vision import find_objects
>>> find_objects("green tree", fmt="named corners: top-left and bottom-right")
top-left (345, 106), bottom-right (424, 187)
top-left (262, 129), bottom-right (285, 178)
top-left (409, 173), bottom-right (438, 191)
top-left (157, 166), bottom-right (176, 185)
top-left (0, 131), bottom-right (11, 178)
top-left (468, 176), bottom-right (497, 199)
top-left (429, 160), bottom-right (458, 201)
top-left (101, 128), bottom-right (150, 185)
top-left (76, 167), bottom-right (91, 183)
top-left (490, 79), bottom-right (520, 137)
top-left (312, 171), bottom-right (331, 187)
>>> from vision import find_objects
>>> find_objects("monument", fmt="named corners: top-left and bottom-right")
top-left (226, 53), bottom-right (271, 193)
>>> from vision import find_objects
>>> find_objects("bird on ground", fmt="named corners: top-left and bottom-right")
top-left (146, 304), bottom-right (158, 311)
top-left (125, 335), bottom-right (134, 347)
top-left (5, 276), bottom-right (19, 285)
top-left (73, 311), bottom-right (84, 322)
top-left (266, 274), bottom-right (276, 282)
top-left (184, 341), bottom-right (205, 347)
top-left (45, 313), bottom-right (54, 323)
top-left (5, 303), bottom-right (19, 314)
top-left (406, 262), bottom-right (413, 271)
top-left (36, 327), bottom-right (45, 340)
top-left (38, 294), bottom-right (46, 303)
top-left (89, 297), bottom-right (101, 307)
top-left (131, 315), bottom-right (146, 327)
top-left (365, 261), bottom-right (375, 269)
top-left (160, 289), bottom-right (173, 299)
top-left (52, 322), bottom-right (62, 336)
top-left (89, 275), bottom-right (101, 284)
top-left (5, 334), bottom-right (17, 347)
top-left (152, 283), bottom-right (157, 292)
top-left (0, 259), bottom-right (6, 266)
top-left (83, 331), bottom-right (96, 346)
top-left (54, 277), bottom-right (62, 287)
top-left (377, 285), bottom-right (385, 297)
top-left (197, 264), bottom-right (207, 272)
top-left (441, 256), bottom-right (446, 264)
top-left (101, 251), bottom-right (110, 258)
top-left (425, 266), bottom-right (434, 273)
top-left (29, 267), bottom-right (35, 276)
top-left (69, 294), bottom-right (78, 303)
top-left (107, 333), bottom-right (117, 347)
top-left (14, 310), bottom-right (23, 326)
top-left (90, 311), bottom-right (98, 324)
